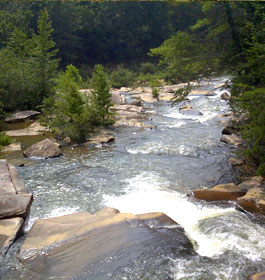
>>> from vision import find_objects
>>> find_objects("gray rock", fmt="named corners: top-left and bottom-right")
top-left (23, 138), bottom-right (62, 159)
top-left (5, 111), bottom-right (41, 123)
top-left (221, 91), bottom-right (231, 101)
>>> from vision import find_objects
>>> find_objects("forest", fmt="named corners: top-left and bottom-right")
top-left (0, 1), bottom-right (264, 175)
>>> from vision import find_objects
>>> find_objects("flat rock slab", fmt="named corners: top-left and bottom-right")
top-left (23, 138), bottom-right (62, 159)
top-left (5, 111), bottom-right (41, 123)
top-left (192, 183), bottom-right (245, 201)
top-left (17, 209), bottom-right (193, 279)
top-left (1, 142), bottom-right (22, 153)
top-left (0, 217), bottom-right (23, 255)
top-left (5, 129), bottom-right (42, 137)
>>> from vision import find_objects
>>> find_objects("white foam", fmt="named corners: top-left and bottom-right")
top-left (103, 172), bottom-right (236, 258)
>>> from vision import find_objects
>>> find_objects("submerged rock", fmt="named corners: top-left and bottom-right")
top-left (17, 209), bottom-right (194, 279)
top-left (5, 111), bottom-right (41, 123)
top-left (191, 183), bottom-right (245, 201)
top-left (23, 138), bottom-right (62, 159)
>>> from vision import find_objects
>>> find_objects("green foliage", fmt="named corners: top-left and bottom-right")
top-left (109, 66), bottom-right (136, 88)
top-left (42, 64), bottom-right (91, 143)
top-left (149, 79), bottom-right (161, 100)
top-left (0, 132), bottom-right (13, 150)
top-left (171, 84), bottom-right (192, 105)
top-left (234, 88), bottom-right (265, 175)
top-left (31, 8), bottom-right (59, 105)
top-left (150, 31), bottom-right (208, 83)
top-left (0, 8), bottom-right (58, 111)
top-left (89, 65), bottom-right (114, 126)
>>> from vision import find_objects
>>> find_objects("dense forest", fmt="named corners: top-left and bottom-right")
top-left (0, 2), bottom-right (264, 174)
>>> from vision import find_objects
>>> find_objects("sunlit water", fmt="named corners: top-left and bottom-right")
top-left (2, 77), bottom-right (265, 280)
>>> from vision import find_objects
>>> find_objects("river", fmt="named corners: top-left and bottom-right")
top-left (2, 77), bottom-right (265, 279)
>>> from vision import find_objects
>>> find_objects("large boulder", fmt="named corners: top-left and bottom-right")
top-left (23, 138), bottom-right (62, 159)
top-left (221, 133), bottom-right (243, 146)
top-left (238, 179), bottom-right (262, 192)
top-left (237, 187), bottom-right (265, 214)
top-left (191, 183), bottom-right (245, 202)
top-left (5, 111), bottom-right (41, 123)
top-left (17, 209), bottom-right (194, 279)
top-left (0, 217), bottom-right (24, 255)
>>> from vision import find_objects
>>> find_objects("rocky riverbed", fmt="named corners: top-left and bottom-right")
top-left (1, 77), bottom-right (265, 280)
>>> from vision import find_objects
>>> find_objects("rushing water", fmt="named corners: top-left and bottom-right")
top-left (2, 77), bottom-right (265, 279)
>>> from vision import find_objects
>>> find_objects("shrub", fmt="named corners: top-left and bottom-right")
top-left (109, 66), bottom-right (136, 88)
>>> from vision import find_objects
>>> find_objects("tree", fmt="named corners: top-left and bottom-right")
top-left (89, 65), bottom-right (114, 126)
top-left (31, 8), bottom-right (59, 106)
top-left (42, 64), bottom-right (92, 143)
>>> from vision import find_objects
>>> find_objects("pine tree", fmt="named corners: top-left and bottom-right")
top-left (89, 65), bottom-right (114, 126)
top-left (32, 8), bottom-right (59, 105)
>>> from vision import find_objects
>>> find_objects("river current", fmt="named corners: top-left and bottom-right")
top-left (2, 77), bottom-right (265, 279)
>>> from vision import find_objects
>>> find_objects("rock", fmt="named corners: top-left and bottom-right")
top-left (0, 194), bottom-right (33, 220)
top-left (5, 129), bottom-right (42, 137)
top-left (189, 90), bottom-right (214, 96)
top-left (180, 109), bottom-right (203, 116)
top-left (5, 111), bottom-right (41, 123)
top-left (111, 91), bottom-right (126, 105)
top-left (28, 121), bottom-right (50, 132)
top-left (0, 217), bottom-right (24, 255)
top-left (238, 179), bottom-right (262, 192)
top-left (111, 104), bottom-right (144, 113)
top-left (228, 157), bottom-right (244, 167)
top-left (84, 129), bottom-right (114, 147)
top-left (191, 183), bottom-right (245, 202)
top-left (60, 136), bottom-right (71, 146)
top-left (221, 134), bottom-right (243, 146)
top-left (5, 121), bottom-right (50, 137)
top-left (17, 209), bottom-right (193, 279)
top-left (1, 142), bottom-right (22, 153)
top-left (221, 91), bottom-right (231, 101)
top-left (248, 272), bottom-right (265, 280)
top-left (23, 138), bottom-right (62, 159)
top-left (179, 103), bottom-right (193, 111)
top-left (235, 163), bottom-right (257, 178)
top-left (237, 187), bottom-right (265, 214)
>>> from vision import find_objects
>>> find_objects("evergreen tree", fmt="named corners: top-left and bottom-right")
top-left (89, 65), bottom-right (114, 126)
top-left (31, 8), bottom-right (59, 105)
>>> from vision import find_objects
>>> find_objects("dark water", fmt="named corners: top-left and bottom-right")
top-left (1, 77), bottom-right (265, 280)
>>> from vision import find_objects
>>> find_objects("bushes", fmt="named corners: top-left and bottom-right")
top-left (0, 132), bottom-right (12, 150)
top-left (109, 66), bottom-right (136, 88)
